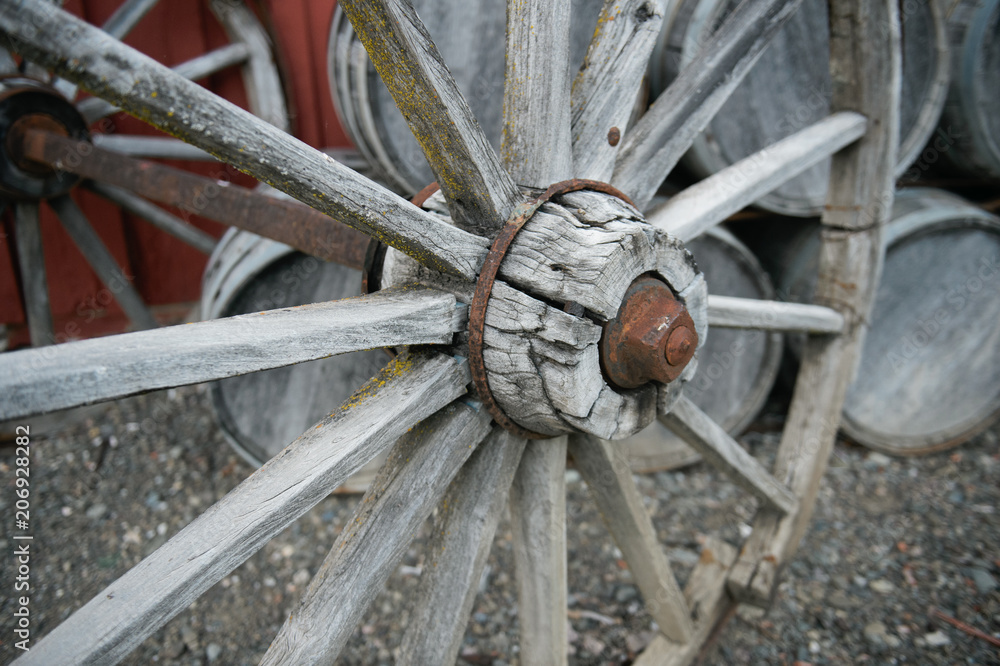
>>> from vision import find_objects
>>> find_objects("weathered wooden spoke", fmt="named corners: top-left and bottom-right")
top-left (78, 41), bottom-right (252, 122)
top-left (509, 438), bottom-right (569, 666)
top-left (0, 287), bottom-right (462, 420)
top-left (338, 0), bottom-right (520, 236)
top-left (707, 295), bottom-right (845, 333)
top-left (48, 194), bottom-right (157, 331)
top-left (0, 1), bottom-right (489, 278)
top-left (612, 0), bottom-right (804, 209)
top-left (87, 182), bottom-right (217, 254)
top-left (398, 429), bottom-right (527, 665)
top-left (572, 0), bottom-right (668, 180)
top-left (13, 351), bottom-right (471, 666)
top-left (569, 433), bottom-right (693, 643)
top-left (101, 0), bottom-right (160, 40)
top-left (646, 112), bottom-right (868, 242)
top-left (503, 0), bottom-right (574, 187)
top-left (661, 396), bottom-right (798, 513)
top-left (12, 202), bottom-right (53, 347)
top-left (261, 401), bottom-right (494, 665)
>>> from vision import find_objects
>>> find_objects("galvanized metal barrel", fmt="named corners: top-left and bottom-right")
top-left (651, 0), bottom-right (950, 216)
top-left (202, 229), bottom-right (388, 488)
top-left (934, 0), bottom-right (1000, 179)
top-left (760, 188), bottom-right (1000, 454)
top-left (327, 0), bottom-right (604, 195)
top-left (624, 226), bottom-right (783, 472)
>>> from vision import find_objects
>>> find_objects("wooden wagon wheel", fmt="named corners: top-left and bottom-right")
top-left (0, 0), bottom-right (899, 662)
top-left (0, 0), bottom-right (288, 348)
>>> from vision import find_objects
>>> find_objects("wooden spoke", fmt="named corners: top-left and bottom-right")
top-left (707, 295), bottom-right (844, 334)
top-left (91, 134), bottom-right (218, 160)
top-left (510, 437), bottom-right (568, 665)
top-left (612, 0), bottom-right (804, 210)
top-left (0, 286), bottom-right (462, 421)
top-left (102, 0), bottom-right (159, 39)
top-left (261, 401), bottom-right (494, 665)
top-left (15, 351), bottom-right (470, 666)
top-left (338, 0), bottom-right (520, 236)
top-left (399, 429), bottom-right (527, 665)
top-left (12, 202), bottom-right (54, 347)
top-left (571, 0), bottom-right (668, 180)
top-left (88, 182), bottom-right (217, 253)
top-left (48, 195), bottom-right (157, 331)
top-left (728, 0), bottom-right (901, 606)
top-left (661, 397), bottom-right (797, 514)
top-left (78, 42), bottom-right (252, 122)
top-left (633, 538), bottom-right (738, 666)
top-left (502, 0), bottom-right (574, 187)
top-left (647, 113), bottom-right (867, 242)
top-left (54, 0), bottom-right (163, 102)
top-left (568, 433), bottom-right (693, 643)
top-left (0, 2), bottom-right (489, 278)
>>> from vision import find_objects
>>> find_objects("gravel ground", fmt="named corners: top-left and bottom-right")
top-left (1, 384), bottom-right (998, 665)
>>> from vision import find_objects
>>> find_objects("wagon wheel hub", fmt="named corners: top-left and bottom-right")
top-left (385, 186), bottom-right (707, 441)
top-left (0, 77), bottom-right (89, 200)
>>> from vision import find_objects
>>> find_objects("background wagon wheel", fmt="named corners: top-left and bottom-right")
top-left (0, 0), bottom-right (898, 664)
top-left (1, 0), bottom-right (288, 349)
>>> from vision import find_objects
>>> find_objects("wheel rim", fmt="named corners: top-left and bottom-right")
top-left (0, 0), bottom-right (901, 664)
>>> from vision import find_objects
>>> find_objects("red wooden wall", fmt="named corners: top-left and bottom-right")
top-left (0, 0), bottom-right (350, 348)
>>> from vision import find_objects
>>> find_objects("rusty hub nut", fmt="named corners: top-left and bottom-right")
top-left (599, 275), bottom-right (698, 390)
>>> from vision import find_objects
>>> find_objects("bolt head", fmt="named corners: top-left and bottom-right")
top-left (599, 276), bottom-right (698, 389)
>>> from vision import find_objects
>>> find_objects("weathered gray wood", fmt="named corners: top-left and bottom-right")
top-left (503, 0), bottom-right (574, 187)
top-left (510, 437), bottom-right (569, 666)
top-left (79, 42), bottom-right (252, 124)
top-left (612, 0), bottom-right (803, 210)
top-left (937, 0), bottom-right (1000, 178)
top-left (653, 0), bottom-right (948, 215)
top-left (210, 0), bottom-right (289, 131)
top-left (12, 202), bottom-right (53, 348)
top-left (90, 134), bottom-right (217, 161)
top-left (0, 287), bottom-right (462, 420)
top-left (728, 0), bottom-right (900, 606)
top-left (399, 429), bottom-right (527, 666)
top-left (707, 295), bottom-right (844, 333)
top-left (569, 433), bottom-right (693, 643)
top-left (0, 1), bottom-right (488, 279)
top-left (14, 351), bottom-right (470, 666)
top-left (571, 0), bottom-right (668, 180)
top-left (49, 194), bottom-right (157, 331)
top-left (380, 193), bottom-right (709, 441)
top-left (88, 182), bottom-right (216, 253)
top-left (338, 0), bottom-right (520, 236)
top-left (261, 400), bottom-right (494, 665)
top-left (646, 112), bottom-right (867, 242)
top-left (632, 538), bottom-right (738, 666)
top-left (102, 0), bottom-right (158, 39)
top-left (661, 396), bottom-right (798, 513)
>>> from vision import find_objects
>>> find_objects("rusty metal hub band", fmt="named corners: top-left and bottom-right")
top-left (467, 179), bottom-right (636, 439)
